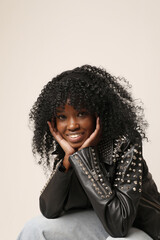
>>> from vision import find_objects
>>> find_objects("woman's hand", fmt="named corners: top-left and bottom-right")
top-left (78, 117), bottom-right (101, 151)
top-left (47, 120), bottom-right (75, 171)
top-left (47, 120), bottom-right (75, 156)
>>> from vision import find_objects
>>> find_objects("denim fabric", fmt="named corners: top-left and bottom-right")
top-left (17, 210), bottom-right (152, 240)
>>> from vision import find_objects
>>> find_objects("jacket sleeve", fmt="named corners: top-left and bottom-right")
top-left (69, 138), bottom-right (143, 237)
top-left (39, 160), bottom-right (73, 218)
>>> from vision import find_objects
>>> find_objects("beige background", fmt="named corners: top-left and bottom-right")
top-left (1, 0), bottom-right (160, 239)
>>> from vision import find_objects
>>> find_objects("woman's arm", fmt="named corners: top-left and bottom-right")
top-left (69, 137), bottom-right (143, 237)
top-left (39, 160), bottom-right (73, 218)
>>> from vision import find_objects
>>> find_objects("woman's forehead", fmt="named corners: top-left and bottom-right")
top-left (56, 103), bottom-right (88, 112)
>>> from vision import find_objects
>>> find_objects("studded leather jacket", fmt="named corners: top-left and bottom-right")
top-left (40, 136), bottom-right (160, 240)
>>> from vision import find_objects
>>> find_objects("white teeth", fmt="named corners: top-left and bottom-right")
top-left (70, 134), bottom-right (80, 138)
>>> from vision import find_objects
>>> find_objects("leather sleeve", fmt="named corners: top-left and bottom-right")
top-left (39, 161), bottom-right (73, 218)
top-left (69, 139), bottom-right (143, 237)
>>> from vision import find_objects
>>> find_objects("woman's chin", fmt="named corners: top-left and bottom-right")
top-left (69, 141), bottom-right (84, 150)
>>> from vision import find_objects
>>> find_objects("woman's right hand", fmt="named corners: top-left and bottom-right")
top-left (47, 120), bottom-right (75, 170)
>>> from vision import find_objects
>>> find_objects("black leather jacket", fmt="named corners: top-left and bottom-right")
top-left (40, 136), bottom-right (160, 239)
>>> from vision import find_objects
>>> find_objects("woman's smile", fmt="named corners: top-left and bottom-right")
top-left (66, 132), bottom-right (84, 143)
top-left (56, 104), bottom-right (96, 149)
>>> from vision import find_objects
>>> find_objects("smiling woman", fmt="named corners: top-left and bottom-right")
top-left (17, 65), bottom-right (160, 240)
top-left (55, 104), bottom-right (96, 148)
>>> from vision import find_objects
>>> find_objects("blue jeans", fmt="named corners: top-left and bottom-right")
top-left (17, 210), bottom-right (152, 240)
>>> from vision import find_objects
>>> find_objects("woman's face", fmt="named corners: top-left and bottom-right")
top-left (55, 104), bottom-right (96, 149)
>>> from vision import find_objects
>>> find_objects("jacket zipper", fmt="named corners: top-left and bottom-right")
top-left (141, 197), bottom-right (160, 211)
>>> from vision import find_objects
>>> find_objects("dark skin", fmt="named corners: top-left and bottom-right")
top-left (47, 104), bottom-right (102, 171)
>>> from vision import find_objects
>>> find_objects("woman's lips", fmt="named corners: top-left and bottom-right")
top-left (66, 133), bottom-right (84, 143)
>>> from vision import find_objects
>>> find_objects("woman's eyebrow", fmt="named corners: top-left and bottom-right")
top-left (56, 109), bottom-right (64, 113)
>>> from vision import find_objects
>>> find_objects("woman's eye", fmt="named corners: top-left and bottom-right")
top-left (78, 112), bottom-right (88, 117)
top-left (57, 115), bottom-right (66, 120)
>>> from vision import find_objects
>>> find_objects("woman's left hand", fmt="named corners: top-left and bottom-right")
top-left (78, 117), bottom-right (102, 151)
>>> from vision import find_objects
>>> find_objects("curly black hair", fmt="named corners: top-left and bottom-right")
top-left (29, 64), bottom-right (148, 173)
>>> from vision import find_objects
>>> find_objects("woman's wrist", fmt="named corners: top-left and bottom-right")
top-left (63, 154), bottom-right (72, 172)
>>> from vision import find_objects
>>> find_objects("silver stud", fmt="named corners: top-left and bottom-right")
top-left (127, 180), bottom-right (131, 183)
top-left (138, 169), bottom-right (142, 173)
top-left (74, 154), bottom-right (79, 159)
top-left (127, 174), bottom-right (130, 177)
top-left (134, 181), bottom-right (137, 184)
top-left (133, 187), bottom-right (136, 191)
top-left (98, 191), bottom-right (102, 194)
top-left (88, 175), bottom-right (91, 179)
top-left (100, 178), bottom-right (103, 182)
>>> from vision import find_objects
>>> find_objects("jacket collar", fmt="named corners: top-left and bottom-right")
top-left (98, 138), bottom-right (113, 165)
top-left (98, 136), bottom-right (129, 165)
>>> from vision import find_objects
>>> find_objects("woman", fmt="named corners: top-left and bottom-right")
top-left (18, 65), bottom-right (160, 240)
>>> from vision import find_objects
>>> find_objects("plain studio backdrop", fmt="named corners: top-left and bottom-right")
top-left (0, 0), bottom-right (160, 239)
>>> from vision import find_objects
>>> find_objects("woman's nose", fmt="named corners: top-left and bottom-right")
top-left (67, 118), bottom-right (80, 131)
